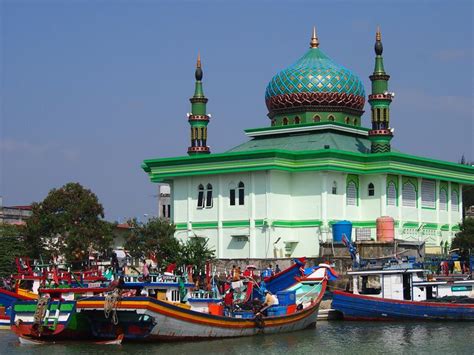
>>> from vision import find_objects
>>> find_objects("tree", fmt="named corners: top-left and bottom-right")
top-left (25, 182), bottom-right (114, 264)
top-left (181, 237), bottom-right (215, 271)
top-left (125, 217), bottom-right (181, 268)
top-left (451, 218), bottom-right (474, 253)
top-left (0, 224), bottom-right (27, 278)
top-left (124, 218), bottom-right (215, 270)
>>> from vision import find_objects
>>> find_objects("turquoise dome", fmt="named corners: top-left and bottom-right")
top-left (265, 47), bottom-right (365, 112)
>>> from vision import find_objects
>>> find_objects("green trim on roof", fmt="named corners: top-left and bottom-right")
top-left (143, 147), bottom-right (474, 185)
top-left (244, 121), bottom-right (370, 134)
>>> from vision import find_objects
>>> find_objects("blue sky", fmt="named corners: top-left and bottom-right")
top-left (1, 0), bottom-right (472, 221)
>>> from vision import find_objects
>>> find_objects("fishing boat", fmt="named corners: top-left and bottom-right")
top-left (76, 263), bottom-right (330, 341)
top-left (332, 262), bottom-right (474, 321)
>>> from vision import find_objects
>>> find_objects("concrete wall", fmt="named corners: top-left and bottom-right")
top-left (169, 171), bottom-right (462, 259)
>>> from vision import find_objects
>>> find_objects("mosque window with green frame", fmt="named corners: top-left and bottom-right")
top-left (451, 183), bottom-right (459, 212)
top-left (313, 115), bottom-right (321, 123)
top-left (346, 174), bottom-right (359, 206)
top-left (439, 181), bottom-right (448, 211)
top-left (402, 177), bottom-right (418, 208)
top-left (421, 179), bottom-right (436, 209)
top-left (386, 175), bottom-right (398, 206)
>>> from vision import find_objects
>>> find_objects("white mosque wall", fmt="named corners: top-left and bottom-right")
top-left (169, 171), bottom-right (463, 258)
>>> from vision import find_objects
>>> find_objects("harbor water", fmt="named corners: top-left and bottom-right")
top-left (1, 321), bottom-right (473, 355)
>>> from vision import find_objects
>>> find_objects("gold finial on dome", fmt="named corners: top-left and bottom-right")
top-left (376, 25), bottom-right (381, 41)
top-left (196, 52), bottom-right (201, 68)
top-left (310, 26), bottom-right (319, 48)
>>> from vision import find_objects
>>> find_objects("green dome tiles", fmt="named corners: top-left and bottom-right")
top-left (265, 47), bottom-right (366, 114)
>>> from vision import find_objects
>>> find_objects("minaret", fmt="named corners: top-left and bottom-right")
top-left (188, 53), bottom-right (211, 155)
top-left (368, 27), bottom-right (393, 153)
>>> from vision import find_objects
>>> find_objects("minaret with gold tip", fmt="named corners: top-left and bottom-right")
top-left (368, 26), bottom-right (393, 153)
top-left (187, 53), bottom-right (211, 155)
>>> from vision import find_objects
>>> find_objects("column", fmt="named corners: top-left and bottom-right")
top-left (398, 175), bottom-right (403, 236)
top-left (417, 178), bottom-right (422, 220)
top-left (217, 175), bottom-right (224, 258)
top-left (436, 180), bottom-right (440, 246)
top-left (186, 179), bottom-right (192, 233)
top-left (249, 172), bottom-right (256, 258)
top-left (380, 174), bottom-right (387, 216)
top-left (321, 172), bottom-right (328, 242)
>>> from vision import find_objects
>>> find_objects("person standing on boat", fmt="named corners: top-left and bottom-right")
top-left (275, 264), bottom-right (281, 274)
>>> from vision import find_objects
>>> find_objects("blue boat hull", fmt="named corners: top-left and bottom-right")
top-left (332, 291), bottom-right (474, 321)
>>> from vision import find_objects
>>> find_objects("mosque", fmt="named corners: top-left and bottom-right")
top-left (142, 28), bottom-right (474, 259)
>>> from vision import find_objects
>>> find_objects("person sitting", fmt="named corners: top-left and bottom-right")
top-left (257, 290), bottom-right (279, 315)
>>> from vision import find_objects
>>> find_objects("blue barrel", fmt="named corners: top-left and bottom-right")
top-left (332, 220), bottom-right (352, 243)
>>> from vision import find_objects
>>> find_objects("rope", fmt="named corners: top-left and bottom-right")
top-left (33, 297), bottom-right (49, 325)
top-left (104, 288), bottom-right (121, 325)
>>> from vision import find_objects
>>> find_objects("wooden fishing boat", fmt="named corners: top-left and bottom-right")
top-left (76, 264), bottom-right (330, 341)
top-left (332, 264), bottom-right (474, 321)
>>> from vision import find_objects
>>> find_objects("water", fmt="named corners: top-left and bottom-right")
top-left (1, 321), bottom-right (473, 355)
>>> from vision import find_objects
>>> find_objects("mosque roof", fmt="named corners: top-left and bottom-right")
top-left (227, 131), bottom-right (371, 154)
top-left (265, 28), bottom-right (365, 114)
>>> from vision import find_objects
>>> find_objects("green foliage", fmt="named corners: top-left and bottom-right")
top-left (452, 218), bottom-right (474, 253)
top-left (181, 237), bottom-right (215, 271)
top-left (25, 182), bottom-right (114, 264)
top-left (0, 224), bottom-right (27, 278)
top-left (125, 218), bottom-right (215, 270)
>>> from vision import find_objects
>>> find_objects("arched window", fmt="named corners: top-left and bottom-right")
top-left (421, 179), bottom-right (436, 209)
top-left (451, 190), bottom-right (459, 212)
top-left (205, 183), bottom-right (213, 208)
top-left (238, 181), bottom-right (245, 205)
top-left (353, 118), bottom-right (358, 125)
top-left (313, 115), bottom-right (321, 123)
top-left (229, 183), bottom-right (236, 206)
top-left (346, 181), bottom-right (358, 206)
top-left (345, 117), bottom-right (350, 124)
top-left (271, 119), bottom-right (276, 126)
top-left (294, 116), bottom-right (301, 124)
top-left (368, 183), bottom-right (375, 196)
top-left (402, 182), bottom-right (417, 208)
top-left (332, 181), bottom-right (337, 195)
top-left (197, 184), bottom-right (205, 208)
top-left (387, 182), bottom-right (397, 206)
top-left (283, 117), bottom-right (288, 125)
top-left (376, 108), bottom-right (381, 120)
top-left (439, 188), bottom-right (448, 211)
top-left (328, 115), bottom-right (335, 122)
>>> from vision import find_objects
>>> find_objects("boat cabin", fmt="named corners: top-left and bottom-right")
top-left (348, 264), bottom-right (474, 301)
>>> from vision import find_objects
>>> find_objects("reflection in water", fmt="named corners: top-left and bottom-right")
top-left (1, 322), bottom-right (473, 355)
